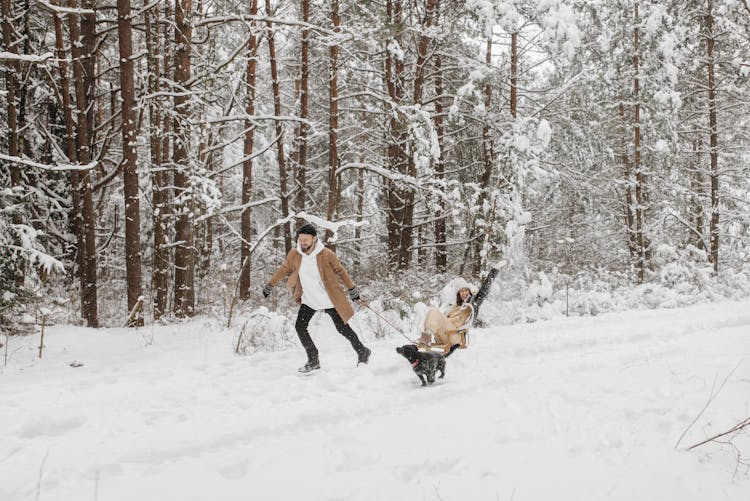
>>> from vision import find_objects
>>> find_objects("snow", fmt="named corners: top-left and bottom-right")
top-left (387, 40), bottom-right (404, 62)
top-left (654, 139), bottom-right (670, 153)
top-left (645, 5), bottom-right (666, 35)
top-left (536, 118), bottom-right (552, 148)
top-left (466, 0), bottom-right (496, 34)
top-left (1, 300), bottom-right (749, 501)
top-left (0, 52), bottom-right (53, 63)
top-left (537, 0), bottom-right (582, 60)
top-left (293, 211), bottom-right (368, 244)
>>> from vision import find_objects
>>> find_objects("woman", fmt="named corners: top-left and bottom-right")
top-left (419, 280), bottom-right (476, 346)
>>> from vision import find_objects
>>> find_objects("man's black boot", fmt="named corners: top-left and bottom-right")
top-left (357, 347), bottom-right (371, 365)
top-left (298, 359), bottom-right (320, 373)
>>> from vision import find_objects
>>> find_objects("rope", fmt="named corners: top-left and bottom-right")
top-left (358, 301), bottom-right (417, 344)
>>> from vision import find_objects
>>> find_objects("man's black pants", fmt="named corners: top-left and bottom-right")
top-left (295, 303), bottom-right (366, 362)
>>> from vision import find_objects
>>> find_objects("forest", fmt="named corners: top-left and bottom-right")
top-left (2, 0), bottom-right (749, 330)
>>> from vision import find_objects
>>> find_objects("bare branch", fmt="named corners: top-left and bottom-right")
top-left (675, 360), bottom-right (743, 449)
top-left (687, 417), bottom-right (750, 451)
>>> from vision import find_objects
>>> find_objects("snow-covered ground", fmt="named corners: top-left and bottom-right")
top-left (1, 300), bottom-right (749, 501)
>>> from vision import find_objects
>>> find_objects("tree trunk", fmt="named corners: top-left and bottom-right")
top-left (160, 1), bottom-right (174, 317)
top-left (145, 7), bottom-right (169, 320)
top-left (52, 8), bottom-right (85, 299)
top-left (690, 139), bottom-right (705, 251)
top-left (385, 0), bottom-right (411, 270)
top-left (325, 0), bottom-right (340, 244)
top-left (409, 0), bottom-right (438, 270)
top-left (265, 0), bottom-right (291, 253)
top-left (173, 0), bottom-right (195, 317)
top-left (197, 130), bottom-right (214, 276)
top-left (81, 0), bottom-right (96, 156)
top-left (705, 0), bottom-right (720, 272)
top-left (618, 100), bottom-right (638, 257)
top-left (417, 216), bottom-right (427, 266)
top-left (1, 0), bottom-right (21, 189)
top-left (1, 0), bottom-right (24, 286)
top-left (633, 0), bottom-right (647, 283)
top-left (117, 0), bottom-right (143, 326)
top-left (16, 0), bottom-right (33, 162)
top-left (413, 0), bottom-right (437, 104)
top-left (239, 0), bottom-right (259, 301)
top-left (292, 0), bottom-right (310, 213)
top-left (433, 0), bottom-right (446, 273)
top-left (67, 0), bottom-right (98, 327)
top-left (510, 31), bottom-right (518, 118)
top-left (355, 149), bottom-right (365, 269)
top-left (474, 34), bottom-right (494, 276)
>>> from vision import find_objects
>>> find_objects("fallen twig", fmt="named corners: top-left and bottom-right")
top-left (687, 417), bottom-right (750, 451)
top-left (675, 360), bottom-right (742, 449)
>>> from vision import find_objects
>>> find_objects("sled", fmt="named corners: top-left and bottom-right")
top-left (420, 304), bottom-right (473, 354)
top-left (423, 328), bottom-right (470, 354)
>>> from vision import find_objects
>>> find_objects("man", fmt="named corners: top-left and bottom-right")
top-left (263, 224), bottom-right (371, 373)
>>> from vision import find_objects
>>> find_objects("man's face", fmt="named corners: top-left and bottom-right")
top-left (298, 234), bottom-right (316, 253)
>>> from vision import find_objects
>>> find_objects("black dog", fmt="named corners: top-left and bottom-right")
top-left (396, 344), bottom-right (460, 386)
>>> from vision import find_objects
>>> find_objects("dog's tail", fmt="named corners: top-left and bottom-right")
top-left (444, 344), bottom-right (461, 357)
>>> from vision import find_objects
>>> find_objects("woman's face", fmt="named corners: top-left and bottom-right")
top-left (459, 287), bottom-right (471, 301)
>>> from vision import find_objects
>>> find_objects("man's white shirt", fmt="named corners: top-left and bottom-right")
top-left (297, 240), bottom-right (334, 310)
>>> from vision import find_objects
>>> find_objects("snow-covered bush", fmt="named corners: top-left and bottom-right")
top-left (1, 188), bottom-right (64, 334)
top-left (652, 244), bottom-right (713, 290)
top-left (233, 307), bottom-right (294, 355)
top-left (569, 288), bottom-right (615, 317)
top-left (350, 298), bottom-right (415, 342)
top-left (468, 255), bottom-right (750, 327)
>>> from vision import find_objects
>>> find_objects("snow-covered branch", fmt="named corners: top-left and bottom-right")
top-left (0, 154), bottom-right (96, 172)
top-left (37, 0), bottom-right (95, 15)
top-left (205, 114), bottom-right (315, 126)
top-left (336, 162), bottom-right (452, 202)
top-left (195, 15), bottom-right (336, 36)
top-left (0, 52), bottom-right (53, 63)
top-left (220, 197), bottom-right (278, 214)
top-left (294, 212), bottom-right (369, 244)
top-left (1, 223), bottom-right (65, 276)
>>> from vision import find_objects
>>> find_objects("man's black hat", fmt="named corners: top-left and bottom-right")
top-left (297, 224), bottom-right (317, 237)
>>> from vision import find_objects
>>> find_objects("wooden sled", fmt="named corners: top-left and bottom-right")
top-left (424, 329), bottom-right (469, 354)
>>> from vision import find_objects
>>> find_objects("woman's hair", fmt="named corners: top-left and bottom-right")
top-left (456, 288), bottom-right (472, 306)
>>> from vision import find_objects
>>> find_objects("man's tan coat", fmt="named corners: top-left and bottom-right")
top-left (268, 247), bottom-right (356, 323)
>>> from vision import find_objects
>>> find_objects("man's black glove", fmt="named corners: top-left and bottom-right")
top-left (348, 286), bottom-right (361, 302)
top-left (262, 284), bottom-right (272, 298)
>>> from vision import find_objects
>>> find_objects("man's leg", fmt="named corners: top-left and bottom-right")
top-left (325, 308), bottom-right (369, 358)
top-left (295, 304), bottom-right (319, 362)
